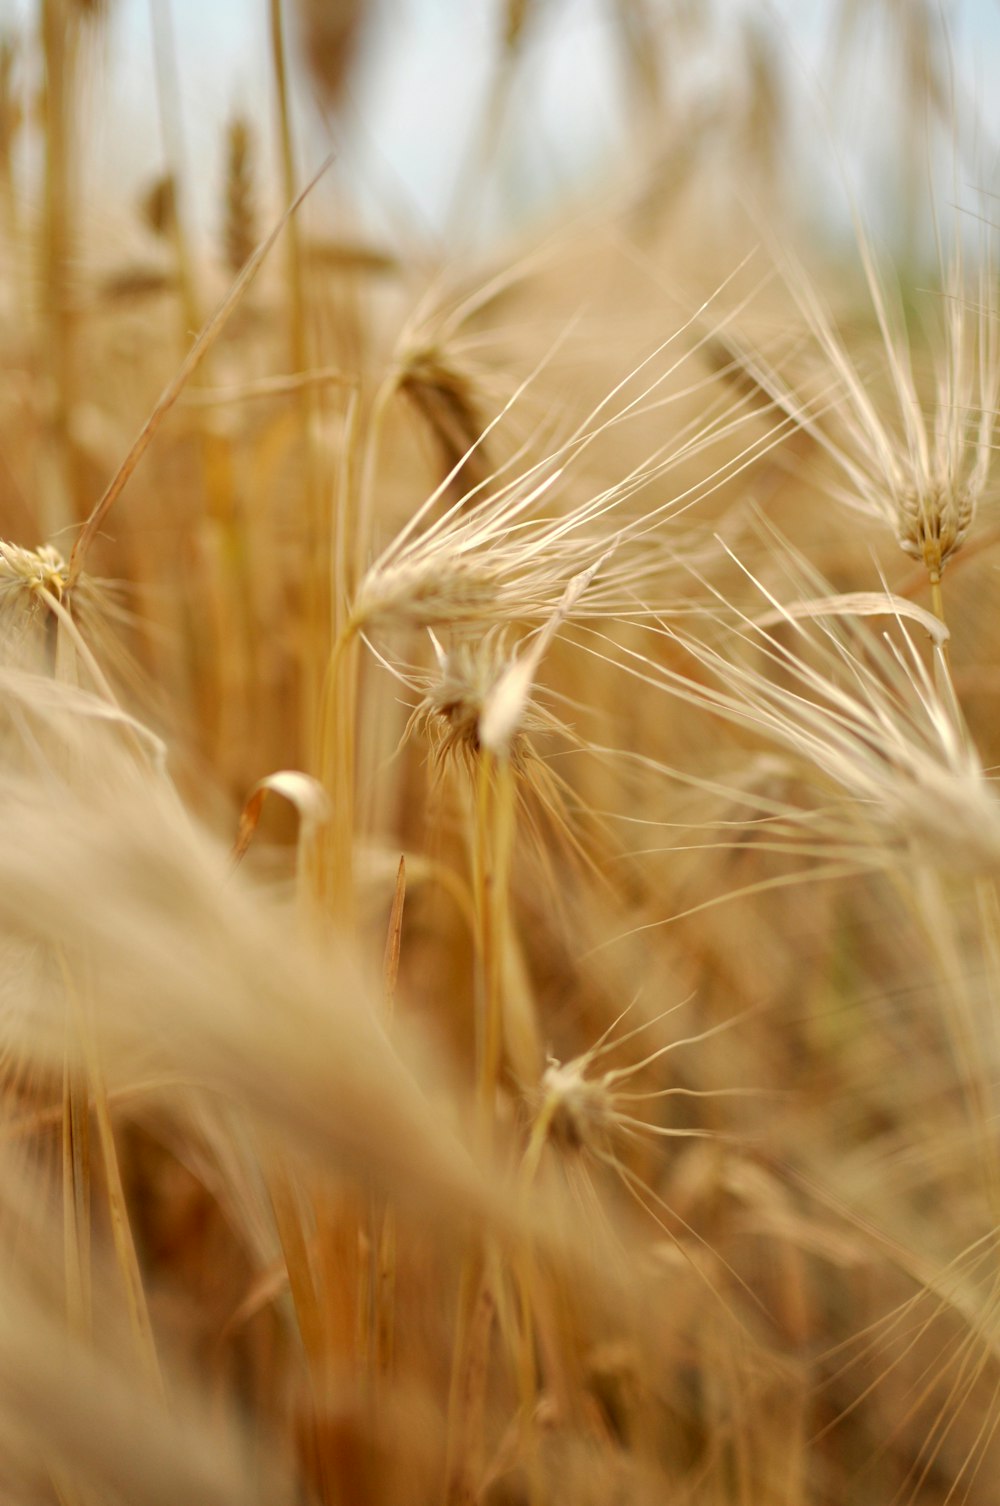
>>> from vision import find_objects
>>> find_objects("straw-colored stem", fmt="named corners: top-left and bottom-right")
top-left (317, 621), bottom-right (360, 920)
top-left (58, 952), bottom-right (164, 1400)
top-left (368, 857), bottom-right (406, 1383)
top-left (315, 390), bottom-right (364, 922)
top-left (149, 0), bottom-right (201, 339)
top-left (150, 0), bottom-right (242, 765)
top-left (928, 570), bottom-right (952, 678)
top-left (447, 754), bottom-right (521, 1501)
top-left (88, 1060), bottom-right (165, 1398)
top-left (267, 1158), bottom-right (325, 1376)
top-left (268, 0), bottom-right (327, 748)
top-left (447, 730), bottom-right (518, 1500)
top-left (268, 0), bottom-right (307, 379)
top-left (929, 573), bottom-right (945, 629)
top-left (335, 381), bottom-right (397, 925)
top-left (511, 1253), bottom-right (546, 1506)
top-left (148, 0), bottom-right (239, 531)
top-left (39, 0), bottom-right (82, 532)
top-left (351, 377), bottom-right (396, 605)
top-left (61, 1056), bottom-right (91, 1336)
top-left (472, 751), bottom-right (515, 1146)
top-left (519, 1096), bottom-right (557, 1194)
top-left (444, 1254), bottom-right (495, 1506)
top-left (374, 1208), bottom-right (397, 1381)
top-left (508, 1095), bottom-right (563, 1505)
top-left (905, 862), bottom-right (1000, 1214)
top-left (975, 872), bottom-right (1000, 1117)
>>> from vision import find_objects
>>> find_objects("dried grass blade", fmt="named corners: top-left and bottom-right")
top-left (752, 591), bottom-right (950, 647)
top-left (232, 770), bottom-right (332, 865)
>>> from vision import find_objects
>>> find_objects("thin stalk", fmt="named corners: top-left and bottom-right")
top-left (975, 873), bottom-right (1000, 1128)
top-left (150, 0), bottom-right (253, 762)
top-left (374, 1212), bottom-right (396, 1381)
top-left (267, 1158), bottom-right (325, 1375)
top-left (41, 588), bottom-right (117, 704)
top-left (317, 622), bottom-right (360, 920)
top-left (444, 1256), bottom-right (495, 1506)
top-left (149, 0), bottom-right (201, 339)
top-left (39, 0), bottom-right (82, 533)
top-left (929, 571), bottom-right (949, 665)
top-left (443, 754), bottom-right (519, 1500)
top-left (316, 388), bottom-right (364, 922)
top-left (350, 375), bottom-right (396, 605)
top-left (87, 1056), bottom-right (164, 1398)
top-left (318, 378), bottom-right (393, 924)
top-left (905, 862), bottom-right (1000, 1214)
top-left (58, 951), bottom-right (164, 1399)
top-left (268, 0), bottom-right (307, 378)
top-left (929, 573), bottom-right (946, 631)
top-left (266, 1162), bottom-right (339, 1506)
top-left (444, 746), bottom-right (518, 1502)
top-left (268, 0), bottom-right (327, 750)
top-left (373, 857), bottom-right (406, 1381)
top-left (508, 1102), bottom-right (563, 1506)
top-left (61, 1053), bottom-right (91, 1336)
top-left (509, 1258), bottom-right (545, 1506)
top-left (473, 752), bottom-right (515, 1146)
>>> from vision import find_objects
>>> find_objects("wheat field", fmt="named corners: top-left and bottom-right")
top-left (2, 2), bottom-right (1000, 1502)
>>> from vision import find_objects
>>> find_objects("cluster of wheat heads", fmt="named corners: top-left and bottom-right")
top-left (3, 1), bottom-right (1000, 1502)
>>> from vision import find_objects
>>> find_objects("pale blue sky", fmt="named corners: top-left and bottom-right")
top-left (10, 0), bottom-right (1000, 247)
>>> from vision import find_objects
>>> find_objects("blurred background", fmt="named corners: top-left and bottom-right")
top-left (6, 0), bottom-right (1000, 257)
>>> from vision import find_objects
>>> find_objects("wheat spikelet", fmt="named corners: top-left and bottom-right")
top-left (138, 172), bottom-right (176, 241)
top-left (720, 212), bottom-right (1000, 587)
top-left (293, 0), bottom-right (366, 110)
top-left (398, 345), bottom-right (491, 497)
top-left (583, 535), bottom-right (1000, 877)
top-left (222, 115), bottom-right (256, 276)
